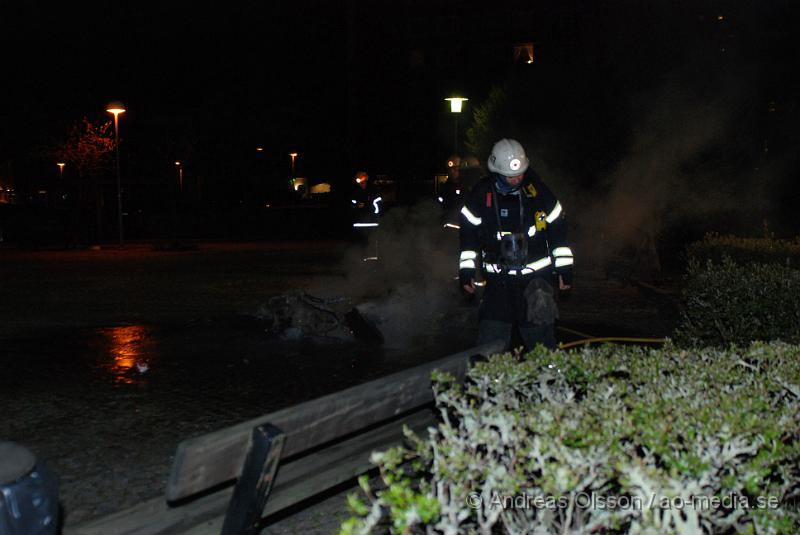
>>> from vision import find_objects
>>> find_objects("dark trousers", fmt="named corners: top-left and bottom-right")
top-left (477, 319), bottom-right (557, 351)
top-left (477, 275), bottom-right (557, 351)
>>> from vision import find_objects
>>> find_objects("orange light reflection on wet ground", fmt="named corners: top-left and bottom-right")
top-left (102, 325), bottom-right (149, 384)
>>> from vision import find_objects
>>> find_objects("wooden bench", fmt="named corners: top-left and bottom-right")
top-left (65, 340), bottom-right (504, 535)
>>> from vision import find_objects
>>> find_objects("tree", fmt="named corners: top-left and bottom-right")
top-left (52, 117), bottom-right (115, 242)
top-left (464, 86), bottom-right (508, 162)
top-left (54, 117), bottom-right (114, 178)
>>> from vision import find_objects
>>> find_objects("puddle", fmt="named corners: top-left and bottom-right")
top-left (99, 325), bottom-right (153, 385)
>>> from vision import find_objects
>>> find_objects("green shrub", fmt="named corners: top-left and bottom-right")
top-left (686, 232), bottom-right (800, 268)
top-left (341, 344), bottom-right (800, 534)
top-left (674, 256), bottom-right (800, 347)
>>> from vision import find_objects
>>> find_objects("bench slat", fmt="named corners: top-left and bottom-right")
top-left (166, 341), bottom-right (502, 501)
top-left (220, 424), bottom-right (284, 535)
top-left (66, 410), bottom-right (436, 535)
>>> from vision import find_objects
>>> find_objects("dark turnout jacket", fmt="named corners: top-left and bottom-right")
top-left (458, 171), bottom-right (573, 287)
top-left (350, 183), bottom-right (383, 224)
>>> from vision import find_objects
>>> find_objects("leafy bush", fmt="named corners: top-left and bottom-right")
top-left (686, 232), bottom-right (800, 268)
top-left (674, 256), bottom-right (800, 347)
top-left (341, 344), bottom-right (800, 535)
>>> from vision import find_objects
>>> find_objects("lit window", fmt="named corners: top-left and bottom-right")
top-left (514, 42), bottom-right (535, 64)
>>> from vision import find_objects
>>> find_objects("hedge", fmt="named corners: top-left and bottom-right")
top-left (341, 344), bottom-right (800, 534)
top-left (686, 233), bottom-right (800, 268)
top-left (674, 256), bottom-right (800, 347)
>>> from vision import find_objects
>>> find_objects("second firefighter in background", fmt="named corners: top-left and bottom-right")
top-left (459, 138), bottom-right (574, 350)
top-left (351, 171), bottom-right (382, 225)
top-left (351, 171), bottom-right (383, 260)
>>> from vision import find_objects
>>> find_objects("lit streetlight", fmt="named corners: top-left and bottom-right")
top-left (174, 161), bottom-right (183, 192)
top-left (289, 152), bottom-right (298, 178)
top-left (445, 97), bottom-right (468, 155)
top-left (57, 162), bottom-right (65, 180)
top-left (106, 101), bottom-right (126, 246)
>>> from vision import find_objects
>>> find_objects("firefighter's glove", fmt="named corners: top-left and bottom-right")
top-left (459, 268), bottom-right (476, 293)
top-left (557, 266), bottom-right (573, 290)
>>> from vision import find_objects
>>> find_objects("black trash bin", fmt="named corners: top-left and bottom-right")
top-left (0, 442), bottom-right (58, 535)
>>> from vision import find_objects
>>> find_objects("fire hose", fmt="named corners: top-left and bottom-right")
top-left (558, 336), bottom-right (667, 350)
top-left (556, 325), bottom-right (667, 350)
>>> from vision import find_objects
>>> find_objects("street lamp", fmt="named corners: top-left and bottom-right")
top-left (174, 161), bottom-right (183, 192)
top-left (57, 162), bottom-right (65, 180)
top-left (106, 101), bottom-right (126, 246)
top-left (445, 97), bottom-right (468, 155)
top-left (288, 152), bottom-right (298, 178)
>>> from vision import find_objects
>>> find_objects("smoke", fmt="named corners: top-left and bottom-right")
top-left (556, 67), bottom-right (777, 267)
top-left (307, 198), bottom-right (467, 348)
top-left (360, 199), bottom-right (464, 347)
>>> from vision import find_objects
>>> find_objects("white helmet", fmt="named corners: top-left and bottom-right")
top-left (487, 138), bottom-right (529, 176)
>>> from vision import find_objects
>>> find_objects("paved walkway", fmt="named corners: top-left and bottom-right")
top-left (0, 240), bottom-right (679, 533)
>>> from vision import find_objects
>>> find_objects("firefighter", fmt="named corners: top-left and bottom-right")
top-left (439, 159), bottom-right (463, 229)
top-left (350, 171), bottom-right (382, 223)
top-left (440, 156), bottom-right (480, 229)
top-left (459, 138), bottom-right (573, 350)
top-left (350, 171), bottom-right (383, 260)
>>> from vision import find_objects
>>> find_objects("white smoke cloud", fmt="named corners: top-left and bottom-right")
top-left (540, 67), bottom-right (778, 269)
top-left (305, 198), bottom-right (469, 348)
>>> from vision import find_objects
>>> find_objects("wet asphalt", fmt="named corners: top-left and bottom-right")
top-left (0, 240), bottom-right (678, 528)
top-left (0, 316), bottom-right (474, 525)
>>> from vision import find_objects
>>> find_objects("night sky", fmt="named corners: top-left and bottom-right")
top-left (2, 1), bottom-right (798, 204)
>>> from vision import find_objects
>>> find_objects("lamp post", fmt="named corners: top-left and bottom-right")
top-left (170, 162), bottom-right (183, 243)
top-left (445, 97), bottom-right (468, 155)
top-left (174, 161), bottom-right (183, 192)
top-left (288, 152), bottom-right (298, 178)
top-left (57, 162), bottom-right (65, 180)
top-left (106, 101), bottom-right (126, 246)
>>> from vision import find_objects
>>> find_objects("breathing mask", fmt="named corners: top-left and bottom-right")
top-left (498, 232), bottom-right (529, 271)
